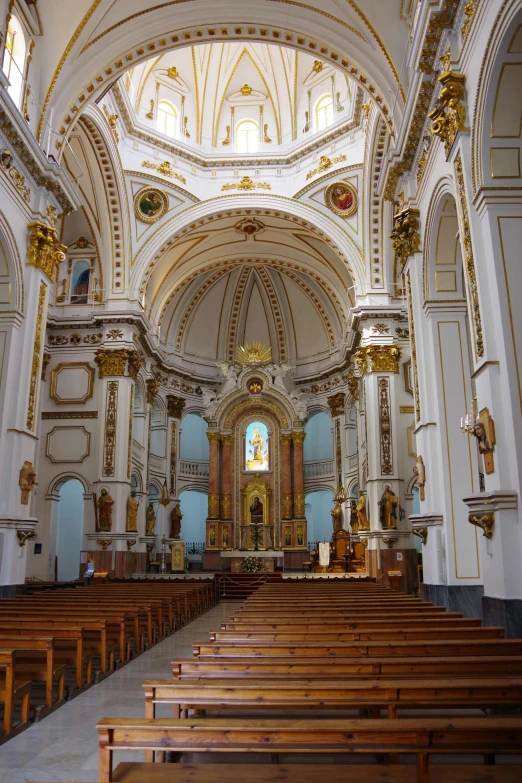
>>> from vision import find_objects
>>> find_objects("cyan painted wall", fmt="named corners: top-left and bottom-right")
top-left (304, 411), bottom-right (333, 462)
top-left (56, 479), bottom-right (84, 581)
top-left (305, 489), bottom-right (334, 543)
top-left (179, 489), bottom-right (208, 543)
top-left (180, 413), bottom-right (209, 460)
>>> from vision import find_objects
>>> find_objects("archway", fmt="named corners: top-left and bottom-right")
top-left (305, 489), bottom-right (334, 547)
top-left (179, 489), bottom-right (208, 548)
top-left (55, 478), bottom-right (85, 581)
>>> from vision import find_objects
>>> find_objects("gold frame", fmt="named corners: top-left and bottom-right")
top-left (133, 186), bottom-right (169, 223)
top-left (325, 181), bottom-right (358, 218)
top-left (49, 362), bottom-right (95, 405)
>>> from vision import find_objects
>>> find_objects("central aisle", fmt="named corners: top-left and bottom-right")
top-left (0, 603), bottom-right (232, 783)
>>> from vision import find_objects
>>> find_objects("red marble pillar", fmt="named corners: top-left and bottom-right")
top-left (207, 432), bottom-right (220, 519)
top-left (292, 431), bottom-right (306, 518)
top-left (220, 434), bottom-right (233, 520)
top-left (280, 433), bottom-right (293, 519)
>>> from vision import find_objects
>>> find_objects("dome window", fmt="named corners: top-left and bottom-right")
top-left (2, 16), bottom-right (26, 108)
top-left (157, 100), bottom-right (178, 139)
top-left (236, 119), bottom-right (259, 154)
top-left (315, 94), bottom-right (333, 132)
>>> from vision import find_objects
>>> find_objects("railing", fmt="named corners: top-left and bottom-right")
top-left (348, 454), bottom-right (358, 471)
top-left (304, 460), bottom-right (335, 478)
top-left (179, 460), bottom-right (210, 477)
top-left (149, 454), bottom-right (166, 473)
top-left (185, 542), bottom-right (205, 555)
top-left (132, 439), bottom-right (144, 464)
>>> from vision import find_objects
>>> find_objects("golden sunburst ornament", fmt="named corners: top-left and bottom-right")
top-left (236, 342), bottom-right (272, 365)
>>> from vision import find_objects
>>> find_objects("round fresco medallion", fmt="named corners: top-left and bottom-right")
top-left (134, 187), bottom-right (168, 223)
top-left (248, 378), bottom-right (264, 395)
top-left (325, 181), bottom-right (358, 218)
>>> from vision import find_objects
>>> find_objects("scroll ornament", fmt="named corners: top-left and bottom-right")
top-left (146, 378), bottom-right (159, 405)
top-left (27, 221), bottom-right (67, 282)
top-left (390, 208), bottom-right (421, 272)
top-left (428, 72), bottom-right (469, 158)
top-left (167, 395), bottom-right (186, 419)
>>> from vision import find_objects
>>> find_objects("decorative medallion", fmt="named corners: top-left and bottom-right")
top-left (248, 378), bottom-right (264, 395)
top-left (237, 341), bottom-right (272, 365)
top-left (325, 181), bottom-right (358, 218)
top-left (134, 187), bottom-right (168, 223)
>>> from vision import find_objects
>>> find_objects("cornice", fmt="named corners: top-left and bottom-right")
top-left (0, 78), bottom-right (80, 215)
top-left (113, 82), bottom-right (364, 170)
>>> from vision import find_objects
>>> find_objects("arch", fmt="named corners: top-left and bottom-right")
top-left (131, 198), bottom-right (365, 298)
top-left (236, 119), bottom-right (259, 154)
top-left (157, 100), bottom-right (178, 138)
top-left (315, 94), bottom-right (333, 132)
top-left (55, 478), bottom-right (85, 581)
top-left (304, 410), bottom-right (333, 462)
top-left (472, 2), bottom-right (522, 193)
top-left (305, 488), bottom-right (335, 543)
top-left (2, 15), bottom-right (26, 107)
top-left (180, 411), bottom-right (209, 460)
top-left (70, 259), bottom-right (91, 304)
top-left (423, 181), bottom-right (466, 303)
top-left (179, 488), bottom-right (208, 543)
top-left (0, 212), bottom-right (23, 314)
top-left (39, 5), bottom-right (404, 150)
top-left (49, 471), bottom-right (89, 494)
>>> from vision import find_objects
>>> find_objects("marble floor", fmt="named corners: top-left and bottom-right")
top-left (0, 603), bottom-right (233, 783)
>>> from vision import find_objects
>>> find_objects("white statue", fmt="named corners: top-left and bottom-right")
top-left (290, 389), bottom-right (309, 421)
top-left (268, 361), bottom-right (292, 392)
top-left (215, 361), bottom-right (240, 397)
top-left (200, 387), bottom-right (219, 419)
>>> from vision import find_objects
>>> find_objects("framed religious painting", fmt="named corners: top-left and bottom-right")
top-left (134, 187), bottom-right (169, 223)
top-left (245, 421), bottom-right (269, 472)
top-left (325, 181), bottom-right (358, 218)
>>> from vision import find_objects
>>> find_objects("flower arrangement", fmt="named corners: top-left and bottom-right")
top-left (239, 556), bottom-right (268, 573)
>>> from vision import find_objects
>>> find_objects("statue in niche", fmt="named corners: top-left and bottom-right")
top-left (215, 361), bottom-right (240, 397)
top-left (126, 492), bottom-right (138, 532)
top-left (350, 500), bottom-right (359, 534)
top-left (331, 501), bottom-right (343, 533)
top-left (356, 491), bottom-right (370, 530)
top-left (97, 488), bottom-right (114, 532)
top-left (250, 496), bottom-right (264, 525)
top-left (170, 503), bottom-right (183, 539)
top-left (146, 502), bottom-right (156, 536)
top-left (413, 455), bottom-right (426, 501)
top-left (19, 461), bottom-right (37, 505)
top-left (379, 485), bottom-right (398, 530)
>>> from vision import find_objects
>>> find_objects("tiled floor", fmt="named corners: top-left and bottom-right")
top-left (0, 603), bottom-right (233, 783)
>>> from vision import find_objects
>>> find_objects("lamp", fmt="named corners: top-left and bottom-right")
top-left (460, 396), bottom-right (496, 473)
top-left (334, 481), bottom-right (347, 505)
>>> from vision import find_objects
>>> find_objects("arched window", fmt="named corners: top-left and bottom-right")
top-left (2, 16), bottom-right (26, 107)
top-left (315, 94), bottom-right (333, 132)
top-left (70, 260), bottom-right (90, 304)
top-left (157, 101), bottom-right (178, 138)
top-left (236, 119), bottom-right (259, 153)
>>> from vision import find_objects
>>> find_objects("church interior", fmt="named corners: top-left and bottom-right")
top-left (0, 0), bottom-right (522, 780)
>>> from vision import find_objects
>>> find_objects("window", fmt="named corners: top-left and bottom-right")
top-left (2, 16), bottom-right (26, 107)
top-left (315, 94), bottom-right (333, 132)
top-left (70, 260), bottom-right (90, 304)
top-left (236, 119), bottom-right (259, 153)
top-left (157, 101), bottom-right (177, 138)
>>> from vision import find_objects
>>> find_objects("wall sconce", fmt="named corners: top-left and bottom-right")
top-left (460, 396), bottom-right (496, 473)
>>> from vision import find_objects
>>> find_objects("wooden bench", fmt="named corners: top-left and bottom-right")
top-left (143, 676), bottom-right (522, 719)
top-left (96, 716), bottom-right (522, 783)
top-left (210, 627), bottom-right (505, 642)
top-left (193, 639), bottom-right (522, 658)
top-left (0, 651), bottom-right (31, 737)
top-left (172, 655), bottom-right (522, 679)
top-left (221, 617), bottom-right (484, 631)
top-left (25, 765), bottom-right (522, 783)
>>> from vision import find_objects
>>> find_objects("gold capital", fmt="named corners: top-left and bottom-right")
top-left (94, 349), bottom-right (130, 378)
top-left (27, 221), bottom-right (67, 282)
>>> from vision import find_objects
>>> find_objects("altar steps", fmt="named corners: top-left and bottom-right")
top-left (214, 572), bottom-right (283, 600)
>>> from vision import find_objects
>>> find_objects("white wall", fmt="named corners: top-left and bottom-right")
top-left (56, 479), bottom-right (84, 581)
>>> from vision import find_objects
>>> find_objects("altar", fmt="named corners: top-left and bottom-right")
top-left (220, 549), bottom-right (284, 573)
top-left (202, 346), bottom-right (309, 563)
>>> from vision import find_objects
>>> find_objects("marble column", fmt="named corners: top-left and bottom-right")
top-left (207, 432), bottom-right (221, 520)
top-left (220, 435), bottom-right (233, 521)
top-left (292, 431), bottom-right (306, 519)
top-left (280, 433), bottom-right (293, 520)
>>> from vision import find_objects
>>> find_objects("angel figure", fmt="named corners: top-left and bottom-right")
top-left (215, 361), bottom-right (240, 397)
top-left (268, 361), bottom-right (292, 392)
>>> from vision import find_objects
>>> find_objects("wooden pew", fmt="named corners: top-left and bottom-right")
top-left (24, 766), bottom-right (522, 783)
top-left (96, 716), bottom-right (522, 783)
top-left (221, 617), bottom-right (484, 631)
top-left (172, 655), bottom-right (522, 679)
top-left (143, 677), bottom-right (522, 719)
top-left (0, 650), bottom-right (31, 737)
top-left (192, 638), bottom-right (522, 658)
top-left (210, 627), bottom-right (505, 642)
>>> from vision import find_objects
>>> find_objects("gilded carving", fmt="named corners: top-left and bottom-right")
top-left (166, 395), bottom-right (186, 418)
top-left (327, 392), bottom-right (345, 417)
top-left (103, 381), bottom-right (118, 477)
top-left (221, 493), bottom-right (232, 519)
top-left (146, 378), bottom-right (159, 405)
top-left (461, 0), bottom-right (477, 41)
top-left (96, 539), bottom-right (112, 551)
top-left (207, 432), bottom-right (221, 444)
top-left (306, 154), bottom-right (347, 181)
top-left (169, 421), bottom-right (177, 496)
top-left (347, 375), bottom-right (360, 403)
top-left (469, 512), bottom-right (495, 539)
top-left (127, 350), bottom-right (145, 380)
top-left (292, 431), bottom-right (306, 444)
top-left (405, 271), bottom-right (421, 423)
top-left (355, 345), bottom-right (402, 375)
top-left (280, 433), bottom-right (293, 446)
top-left (127, 385), bottom-right (134, 480)
top-left (94, 349), bottom-right (129, 378)
top-left (378, 377), bottom-right (393, 476)
top-left (282, 492), bottom-right (293, 519)
top-left (41, 352), bottom-right (51, 381)
top-left (141, 160), bottom-right (186, 184)
top-left (335, 418), bottom-right (342, 482)
top-left (454, 154), bottom-right (484, 358)
top-left (221, 176), bottom-right (271, 191)
top-left (208, 494), bottom-right (220, 519)
top-left (390, 208), bottom-right (421, 274)
top-left (293, 492), bottom-right (305, 518)
top-left (412, 526), bottom-right (428, 545)
top-left (26, 282), bottom-right (47, 430)
top-left (19, 461), bottom-right (37, 505)
top-left (27, 222), bottom-right (67, 282)
top-left (429, 72), bottom-right (468, 158)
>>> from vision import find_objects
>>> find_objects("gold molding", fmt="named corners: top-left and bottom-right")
top-left (26, 282), bottom-right (47, 431)
top-left (49, 362), bottom-right (95, 405)
top-left (306, 154), bottom-right (347, 181)
top-left (127, 384), bottom-right (134, 480)
top-left (222, 176), bottom-right (271, 192)
top-left (41, 411), bottom-right (98, 419)
top-left (141, 160), bottom-right (187, 184)
top-left (103, 381), bottom-right (118, 477)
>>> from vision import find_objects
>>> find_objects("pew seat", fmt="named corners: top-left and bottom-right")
top-left (27, 763), bottom-right (522, 783)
